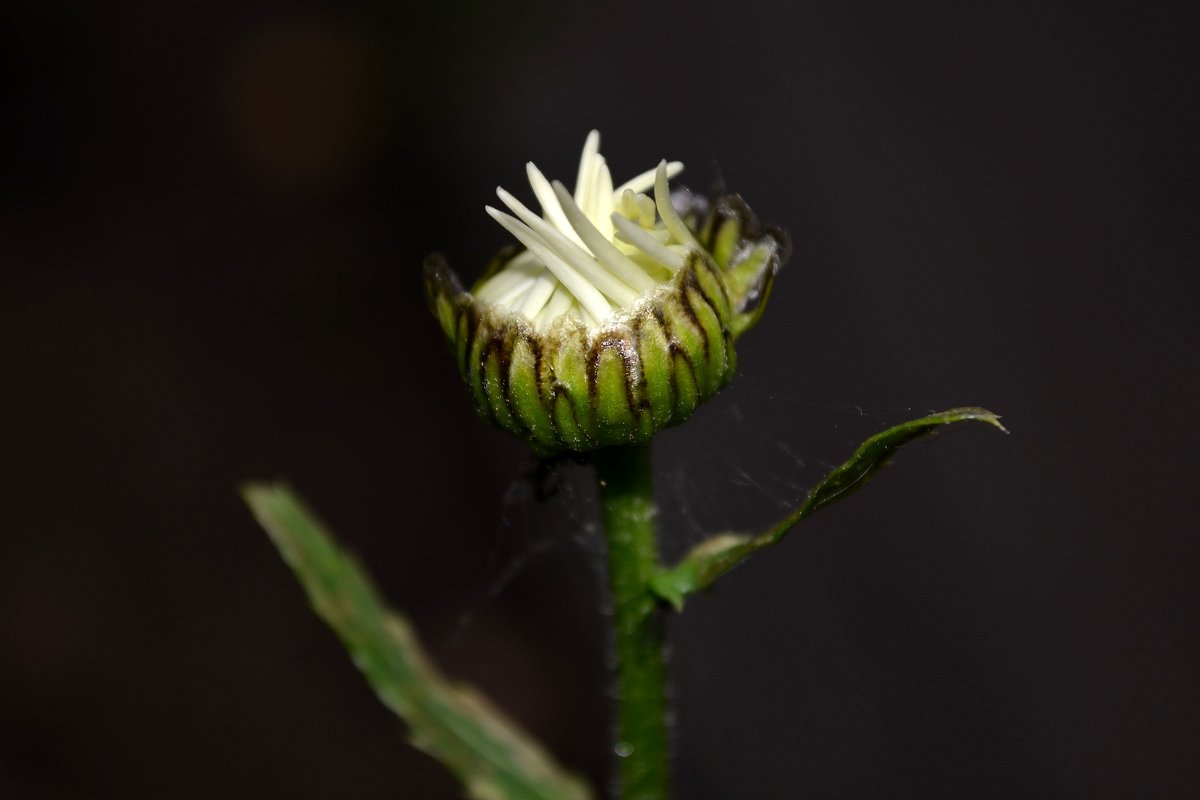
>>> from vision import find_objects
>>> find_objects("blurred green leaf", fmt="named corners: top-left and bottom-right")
top-left (243, 483), bottom-right (593, 800)
top-left (651, 407), bottom-right (1006, 610)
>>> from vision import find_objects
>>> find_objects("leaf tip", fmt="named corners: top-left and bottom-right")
top-left (948, 406), bottom-right (1008, 435)
top-left (239, 480), bottom-right (269, 506)
top-left (240, 477), bottom-right (286, 498)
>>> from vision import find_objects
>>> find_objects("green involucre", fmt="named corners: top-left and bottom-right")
top-left (425, 195), bottom-right (789, 454)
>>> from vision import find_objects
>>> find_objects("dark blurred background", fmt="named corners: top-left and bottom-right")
top-left (3, 1), bottom-right (1198, 797)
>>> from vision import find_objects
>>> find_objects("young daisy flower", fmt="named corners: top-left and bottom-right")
top-left (425, 131), bottom-right (789, 454)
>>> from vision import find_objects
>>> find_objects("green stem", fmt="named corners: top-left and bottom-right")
top-left (594, 442), bottom-right (670, 800)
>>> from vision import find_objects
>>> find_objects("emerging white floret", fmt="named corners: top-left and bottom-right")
top-left (475, 130), bottom-right (696, 331)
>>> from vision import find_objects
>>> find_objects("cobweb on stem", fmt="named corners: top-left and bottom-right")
top-left (444, 390), bottom-right (927, 635)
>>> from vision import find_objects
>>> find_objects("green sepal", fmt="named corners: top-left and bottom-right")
top-left (686, 285), bottom-right (729, 394)
top-left (509, 336), bottom-right (559, 450)
top-left (710, 214), bottom-right (741, 270)
top-left (660, 285), bottom-right (710, 396)
top-left (671, 351), bottom-right (698, 418)
top-left (593, 335), bottom-right (639, 440)
top-left (636, 315), bottom-right (675, 430)
top-left (693, 196), bottom-right (789, 340)
top-left (483, 348), bottom-right (517, 434)
top-left (548, 327), bottom-right (595, 450)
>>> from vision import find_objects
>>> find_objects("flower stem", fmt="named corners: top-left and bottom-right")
top-left (594, 442), bottom-right (670, 800)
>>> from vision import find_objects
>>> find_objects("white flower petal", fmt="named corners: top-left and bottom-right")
top-left (525, 163), bottom-right (584, 247)
top-left (574, 130), bottom-right (601, 211)
top-left (486, 206), bottom-right (613, 321)
top-left (495, 187), bottom-right (641, 308)
top-left (654, 160), bottom-right (699, 251)
top-left (517, 269), bottom-right (557, 319)
top-left (475, 257), bottom-right (541, 302)
top-left (614, 161), bottom-right (683, 196)
top-left (551, 180), bottom-right (658, 293)
top-left (484, 132), bottom-right (693, 329)
top-left (534, 282), bottom-right (575, 330)
top-left (611, 212), bottom-right (685, 272)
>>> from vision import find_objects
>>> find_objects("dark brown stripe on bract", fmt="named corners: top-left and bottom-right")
top-left (458, 303), bottom-right (481, 378)
top-left (529, 332), bottom-right (556, 437)
top-left (629, 315), bottom-right (652, 414)
top-left (587, 332), bottom-right (638, 420)
top-left (665, 338), bottom-right (698, 421)
top-left (482, 319), bottom-right (520, 432)
top-left (614, 332), bottom-right (640, 418)
top-left (680, 270), bottom-right (712, 362)
top-left (585, 339), bottom-right (600, 402)
top-left (673, 272), bottom-right (703, 342)
top-left (698, 255), bottom-right (733, 321)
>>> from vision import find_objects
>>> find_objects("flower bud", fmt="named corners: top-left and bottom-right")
top-left (425, 131), bottom-right (789, 454)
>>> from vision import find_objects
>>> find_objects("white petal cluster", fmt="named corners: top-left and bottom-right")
top-left (475, 130), bottom-right (698, 331)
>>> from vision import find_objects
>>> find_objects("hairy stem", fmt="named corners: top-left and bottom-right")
top-left (594, 443), bottom-right (670, 800)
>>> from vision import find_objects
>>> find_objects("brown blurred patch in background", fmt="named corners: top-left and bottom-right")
top-left (225, 16), bottom-right (383, 185)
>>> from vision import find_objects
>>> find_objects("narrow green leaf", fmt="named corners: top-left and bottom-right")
top-left (243, 483), bottom-right (593, 800)
top-left (650, 407), bottom-right (1006, 607)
